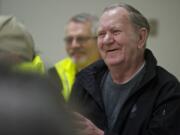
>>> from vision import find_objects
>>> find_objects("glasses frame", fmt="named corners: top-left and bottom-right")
top-left (64, 36), bottom-right (97, 45)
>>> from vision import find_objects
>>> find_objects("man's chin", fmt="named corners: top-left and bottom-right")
top-left (72, 56), bottom-right (85, 63)
top-left (71, 57), bottom-right (79, 64)
top-left (73, 57), bottom-right (89, 70)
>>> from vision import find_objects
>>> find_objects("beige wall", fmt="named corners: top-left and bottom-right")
top-left (1, 0), bottom-right (180, 80)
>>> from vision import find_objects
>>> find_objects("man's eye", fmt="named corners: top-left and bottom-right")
top-left (98, 32), bottom-right (105, 38)
top-left (64, 37), bottom-right (73, 43)
top-left (77, 37), bottom-right (85, 42)
top-left (112, 30), bottom-right (121, 35)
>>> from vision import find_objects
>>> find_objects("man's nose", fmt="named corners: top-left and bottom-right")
top-left (71, 38), bottom-right (81, 48)
top-left (103, 32), bottom-right (114, 45)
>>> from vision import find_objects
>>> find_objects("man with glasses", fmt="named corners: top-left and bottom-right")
top-left (49, 13), bottom-right (100, 101)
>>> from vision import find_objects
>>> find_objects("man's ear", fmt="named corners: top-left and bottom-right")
top-left (137, 28), bottom-right (148, 49)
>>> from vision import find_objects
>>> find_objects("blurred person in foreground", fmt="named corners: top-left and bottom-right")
top-left (69, 3), bottom-right (180, 135)
top-left (0, 15), bottom-right (45, 74)
top-left (49, 13), bottom-right (100, 101)
top-left (0, 65), bottom-right (77, 135)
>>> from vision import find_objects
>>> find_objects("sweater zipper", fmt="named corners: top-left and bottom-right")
top-left (162, 104), bottom-right (167, 116)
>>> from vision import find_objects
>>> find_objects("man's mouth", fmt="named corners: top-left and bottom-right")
top-left (107, 48), bottom-right (118, 52)
top-left (71, 52), bottom-right (84, 59)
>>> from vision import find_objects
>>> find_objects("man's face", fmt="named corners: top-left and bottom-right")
top-left (97, 7), bottom-right (144, 67)
top-left (65, 21), bottom-right (99, 70)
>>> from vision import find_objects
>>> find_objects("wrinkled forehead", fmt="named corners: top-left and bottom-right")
top-left (65, 21), bottom-right (92, 36)
top-left (98, 7), bottom-right (130, 31)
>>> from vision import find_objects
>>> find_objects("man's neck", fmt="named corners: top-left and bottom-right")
top-left (109, 60), bottom-right (145, 84)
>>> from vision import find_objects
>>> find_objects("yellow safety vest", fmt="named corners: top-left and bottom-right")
top-left (14, 55), bottom-right (45, 74)
top-left (55, 57), bottom-right (77, 101)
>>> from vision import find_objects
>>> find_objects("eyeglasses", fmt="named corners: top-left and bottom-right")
top-left (64, 36), bottom-right (97, 45)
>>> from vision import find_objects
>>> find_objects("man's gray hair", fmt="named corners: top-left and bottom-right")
top-left (103, 3), bottom-right (150, 35)
top-left (68, 13), bottom-right (99, 37)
